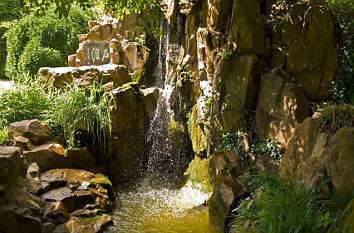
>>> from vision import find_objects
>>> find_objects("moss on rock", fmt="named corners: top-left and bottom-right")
top-left (184, 155), bottom-right (213, 193)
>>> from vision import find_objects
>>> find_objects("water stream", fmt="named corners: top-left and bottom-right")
top-left (105, 18), bottom-right (219, 233)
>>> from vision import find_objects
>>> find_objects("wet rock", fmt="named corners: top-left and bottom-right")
top-left (107, 83), bottom-right (145, 184)
top-left (141, 87), bottom-right (160, 120)
top-left (256, 68), bottom-right (310, 148)
top-left (65, 214), bottom-right (113, 233)
top-left (184, 155), bottom-right (213, 193)
top-left (272, 2), bottom-right (339, 99)
top-left (162, 0), bottom-right (178, 24)
top-left (0, 146), bottom-right (22, 195)
top-left (209, 148), bottom-right (249, 231)
top-left (187, 105), bottom-right (209, 156)
top-left (325, 127), bottom-right (354, 193)
top-left (9, 120), bottom-right (54, 146)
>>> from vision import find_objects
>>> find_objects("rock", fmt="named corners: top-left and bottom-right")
top-left (209, 148), bottom-right (249, 231)
top-left (38, 67), bottom-right (74, 89)
top-left (40, 169), bottom-right (95, 192)
top-left (187, 106), bottom-right (209, 156)
top-left (86, 23), bottom-right (113, 42)
top-left (107, 83), bottom-right (145, 184)
top-left (41, 187), bottom-right (94, 213)
top-left (44, 201), bottom-right (70, 223)
top-left (14, 136), bottom-right (34, 151)
top-left (272, 2), bottom-right (339, 99)
top-left (9, 120), bottom-right (54, 146)
top-left (184, 155), bottom-right (213, 193)
top-left (120, 42), bottom-right (147, 73)
top-left (0, 177), bottom-right (45, 233)
top-left (227, 0), bottom-right (264, 54)
top-left (201, 0), bottom-right (233, 33)
top-left (162, 0), bottom-right (178, 24)
top-left (141, 87), bottom-right (160, 120)
top-left (179, 0), bottom-right (200, 15)
top-left (24, 143), bottom-right (66, 172)
top-left (41, 222), bottom-right (56, 233)
top-left (196, 28), bottom-right (226, 81)
top-left (64, 214), bottom-right (113, 233)
top-left (279, 117), bottom-right (329, 188)
top-left (65, 148), bottom-right (96, 172)
top-left (212, 54), bottom-right (259, 132)
top-left (256, 69), bottom-right (310, 148)
top-left (0, 147), bottom-right (22, 195)
top-left (325, 127), bottom-right (354, 193)
top-left (68, 54), bottom-right (77, 67)
top-left (26, 163), bottom-right (42, 195)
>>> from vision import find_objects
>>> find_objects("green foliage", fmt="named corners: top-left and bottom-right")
top-left (0, 75), bottom-right (52, 127)
top-left (100, 0), bottom-right (163, 37)
top-left (0, 126), bottom-right (10, 146)
top-left (18, 39), bottom-right (66, 76)
top-left (0, 0), bottom-right (24, 21)
top-left (0, 24), bottom-right (8, 79)
top-left (220, 49), bottom-right (233, 60)
top-left (230, 173), bottom-right (323, 233)
top-left (48, 82), bottom-right (113, 149)
top-left (5, 8), bottom-right (96, 79)
top-left (314, 104), bottom-right (354, 134)
top-left (324, 0), bottom-right (354, 104)
top-left (22, 0), bottom-right (93, 19)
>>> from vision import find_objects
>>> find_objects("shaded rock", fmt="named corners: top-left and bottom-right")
top-left (107, 83), bottom-right (145, 184)
top-left (212, 54), bottom-right (259, 132)
top-left (14, 136), bottom-right (34, 150)
top-left (26, 163), bottom-right (42, 195)
top-left (65, 148), bottom-right (96, 172)
top-left (9, 120), bottom-right (54, 146)
top-left (40, 169), bottom-right (95, 192)
top-left (0, 146), bottom-right (22, 195)
top-left (41, 222), bottom-right (56, 233)
top-left (0, 177), bottom-right (45, 233)
top-left (279, 117), bottom-right (329, 188)
top-left (44, 201), bottom-right (70, 223)
top-left (272, 2), bottom-right (339, 99)
top-left (256, 69), bottom-right (310, 148)
top-left (325, 127), bottom-right (354, 193)
top-left (209, 148), bottom-right (249, 231)
top-left (120, 42), bottom-right (147, 73)
top-left (64, 214), bottom-right (113, 233)
top-left (41, 187), bottom-right (94, 213)
top-left (24, 143), bottom-right (67, 172)
top-left (227, 0), bottom-right (264, 54)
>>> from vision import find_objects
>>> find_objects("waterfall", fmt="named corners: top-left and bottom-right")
top-left (146, 15), bottom-right (187, 177)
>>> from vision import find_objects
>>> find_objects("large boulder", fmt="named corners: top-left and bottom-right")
top-left (9, 120), bottom-right (54, 146)
top-left (325, 127), bottom-right (354, 193)
top-left (227, 0), bottom-right (264, 54)
top-left (272, 2), bottom-right (339, 99)
top-left (107, 83), bottom-right (145, 184)
top-left (256, 69), bottom-right (310, 148)
top-left (212, 54), bottom-right (259, 132)
top-left (201, 0), bottom-right (233, 34)
top-left (209, 148), bottom-right (249, 231)
top-left (60, 214), bottom-right (113, 233)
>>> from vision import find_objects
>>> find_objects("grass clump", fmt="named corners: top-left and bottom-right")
top-left (0, 126), bottom-right (9, 146)
top-left (314, 104), bottom-right (354, 134)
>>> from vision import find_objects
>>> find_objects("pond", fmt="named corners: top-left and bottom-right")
top-left (104, 176), bottom-right (220, 233)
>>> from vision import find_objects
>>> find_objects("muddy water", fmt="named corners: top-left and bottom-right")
top-left (104, 176), bottom-right (219, 233)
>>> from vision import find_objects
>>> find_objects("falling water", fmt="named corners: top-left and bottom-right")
top-left (105, 16), bottom-right (218, 233)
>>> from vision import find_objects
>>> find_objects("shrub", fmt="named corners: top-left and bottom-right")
top-left (5, 7), bottom-right (96, 79)
top-left (0, 24), bottom-right (9, 79)
top-left (0, 75), bottom-right (52, 127)
top-left (18, 39), bottom-right (66, 76)
top-left (0, 0), bottom-right (24, 21)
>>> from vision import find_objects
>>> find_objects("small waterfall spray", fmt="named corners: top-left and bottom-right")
top-left (146, 16), bottom-right (186, 176)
